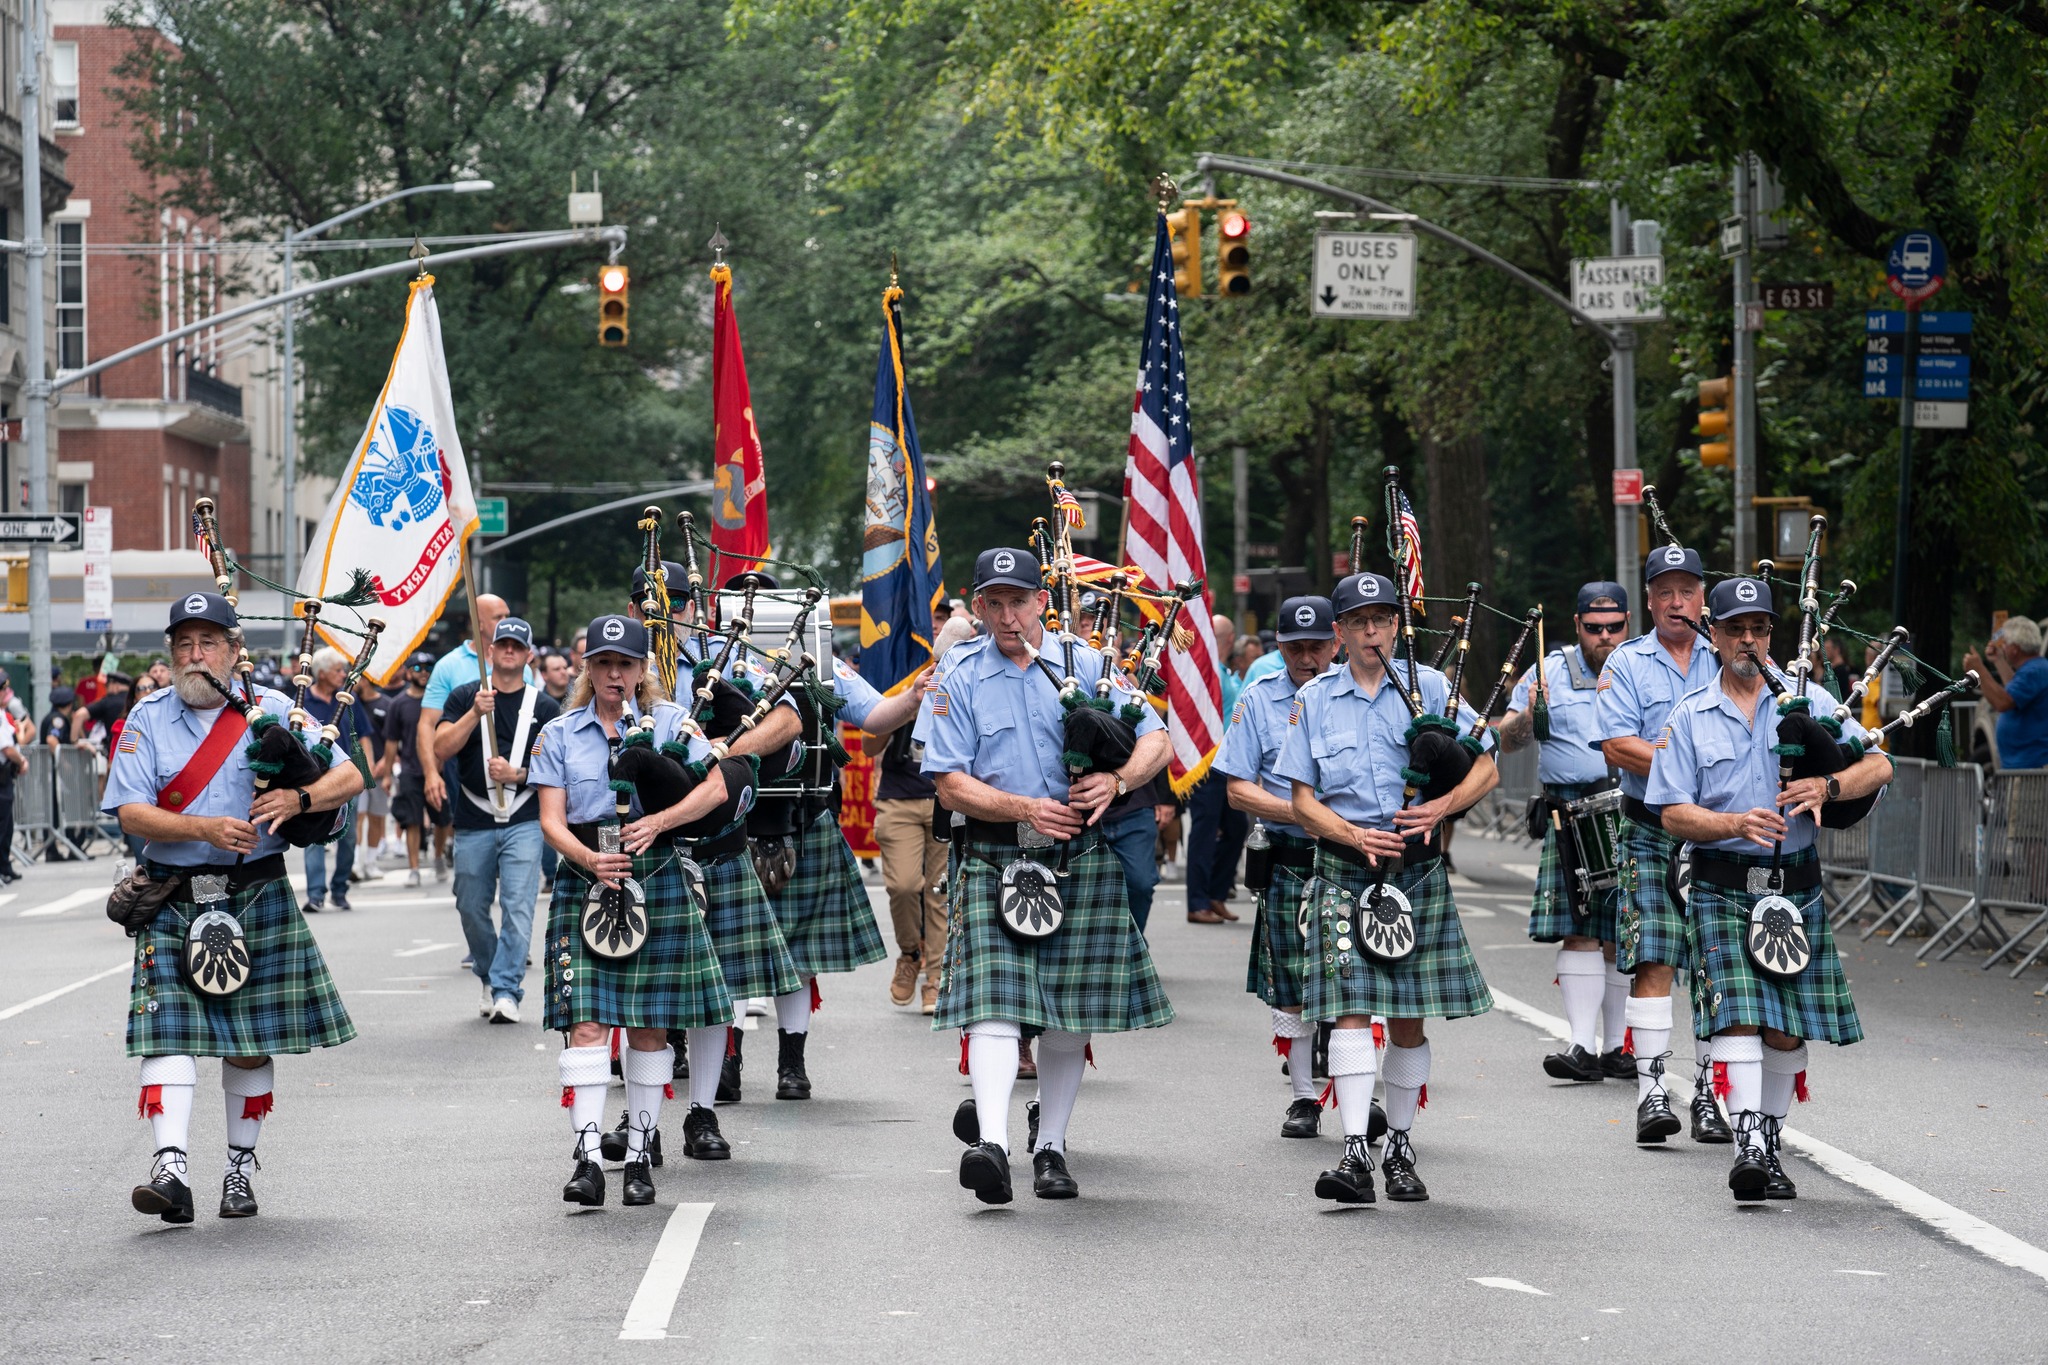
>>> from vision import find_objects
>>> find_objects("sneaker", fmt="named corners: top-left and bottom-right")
top-left (404, 868), bottom-right (422, 888)
top-left (301, 900), bottom-right (324, 915)
top-left (920, 975), bottom-right (939, 1016)
top-left (358, 863), bottom-right (384, 882)
top-left (490, 996), bottom-right (520, 1024)
top-left (330, 893), bottom-right (352, 912)
top-left (479, 982), bottom-right (494, 1018)
top-left (889, 953), bottom-right (920, 1007)
top-left (433, 853), bottom-right (449, 881)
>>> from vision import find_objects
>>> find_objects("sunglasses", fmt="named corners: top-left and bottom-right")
top-left (1580, 620), bottom-right (1628, 636)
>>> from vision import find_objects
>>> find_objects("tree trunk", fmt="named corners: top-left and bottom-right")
top-left (1421, 430), bottom-right (1497, 701)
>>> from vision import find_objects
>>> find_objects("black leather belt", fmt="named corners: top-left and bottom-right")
top-left (1316, 835), bottom-right (1440, 871)
top-left (147, 854), bottom-right (286, 896)
top-left (688, 827), bottom-right (749, 863)
top-left (567, 821), bottom-right (675, 852)
top-left (1268, 831), bottom-right (1316, 870)
top-left (1623, 796), bottom-right (1663, 831)
top-left (963, 817), bottom-right (1099, 855)
top-left (1691, 852), bottom-right (1821, 893)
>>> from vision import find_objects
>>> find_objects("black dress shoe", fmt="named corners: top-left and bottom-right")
top-left (775, 1029), bottom-right (812, 1100)
top-left (952, 1096), bottom-right (979, 1144)
top-left (1599, 1048), bottom-right (1635, 1080)
top-left (218, 1147), bottom-right (259, 1219)
top-left (1636, 1088), bottom-right (1682, 1144)
top-left (600, 1113), bottom-right (664, 1167)
top-left (667, 1029), bottom-right (690, 1080)
top-left (1281, 1097), bottom-right (1322, 1139)
top-left (717, 1033), bottom-right (743, 1103)
top-left (1314, 1138), bottom-right (1375, 1204)
top-left (1762, 1118), bottom-right (1797, 1199)
top-left (1543, 1044), bottom-right (1605, 1083)
top-left (563, 1159), bottom-right (606, 1206)
top-left (1032, 1148), bottom-right (1079, 1199)
top-left (1691, 1088), bottom-right (1734, 1144)
top-left (622, 1159), bottom-right (656, 1206)
top-left (1380, 1131), bottom-right (1429, 1202)
top-left (1026, 1099), bottom-right (1040, 1155)
top-left (959, 1141), bottom-right (1013, 1205)
top-left (131, 1147), bottom-right (194, 1224)
top-left (681, 1104), bottom-right (731, 1160)
top-left (1368, 1100), bottom-right (1387, 1145)
top-left (1729, 1148), bottom-right (1770, 1202)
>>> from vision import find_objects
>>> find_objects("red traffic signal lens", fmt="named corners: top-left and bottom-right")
top-left (599, 265), bottom-right (629, 294)
top-left (1219, 211), bottom-right (1249, 239)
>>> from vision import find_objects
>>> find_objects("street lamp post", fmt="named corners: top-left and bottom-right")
top-left (278, 179), bottom-right (491, 647)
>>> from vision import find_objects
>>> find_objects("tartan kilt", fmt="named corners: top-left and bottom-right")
top-left (126, 875), bottom-right (356, 1058)
top-left (933, 836), bottom-right (1175, 1036)
top-left (1302, 852), bottom-right (1493, 1023)
top-left (541, 848), bottom-right (735, 1032)
top-left (1246, 837), bottom-right (1315, 1008)
top-left (767, 811), bottom-right (887, 978)
top-left (1528, 825), bottom-right (1621, 943)
top-left (1616, 816), bottom-right (1694, 973)
top-left (1689, 849), bottom-right (1863, 1045)
top-left (700, 848), bottom-right (805, 1000)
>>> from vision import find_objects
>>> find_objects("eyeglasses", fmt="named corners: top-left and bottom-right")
top-left (1338, 613), bottom-right (1399, 632)
top-left (1580, 620), bottom-right (1628, 636)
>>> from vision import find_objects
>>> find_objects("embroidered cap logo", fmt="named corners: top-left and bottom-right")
top-left (992, 550), bottom-right (1016, 575)
top-left (1294, 605), bottom-right (1316, 627)
top-left (601, 618), bottom-right (625, 643)
top-left (1736, 581), bottom-right (1759, 604)
top-left (184, 594), bottom-right (208, 616)
top-left (1664, 547), bottom-right (1685, 566)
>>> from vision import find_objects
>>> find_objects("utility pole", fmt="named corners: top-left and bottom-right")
top-left (1609, 200), bottom-right (1641, 631)
top-left (1731, 156), bottom-right (1757, 572)
top-left (1231, 444), bottom-right (1248, 624)
top-left (21, 0), bottom-right (49, 711)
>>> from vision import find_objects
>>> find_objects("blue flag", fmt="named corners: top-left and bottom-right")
top-left (859, 285), bottom-right (945, 693)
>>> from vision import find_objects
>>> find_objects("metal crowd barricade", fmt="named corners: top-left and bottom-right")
top-left (1907, 761), bottom-right (1988, 956)
top-left (1853, 756), bottom-right (1929, 940)
top-left (1468, 743), bottom-right (1539, 841)
top-left (1978, 768), bottom-right (2048, 977)
top-left (13, 744), bottom-right (59, 861)
top-left (53, 746), bottom-right (108, 857)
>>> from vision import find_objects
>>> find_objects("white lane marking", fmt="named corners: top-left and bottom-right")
top-left (0, 960), bottom-right (129, 1020)
top-left (1446, 872), bottom-right (1482, 890)
top-left (1501, 862), bottom-right (1540, 881)
top-left (19, 887), bottom-right (109, 918)
top-left (1457, 905), bottom-right (1497, 919)
top-left (393, 942), bottom-right (459, 958)
top-left (0, 893), bottom-right (17, 909)
top-left (1488, 987), bottom-right (2048, 1287)
top-left (350, 897), bottom-right (459, 909)
top-left (1470, 1277), bottom-right (1548, 1295)
top-left (354, 989), bottom-right (433, 995)
top-left (1835, 1269), bottom-right (1887, 1276)
top-left (619, 1202), bottom-right (715, 1340)
top-left (1480, 943), bottom-right (1547, 950)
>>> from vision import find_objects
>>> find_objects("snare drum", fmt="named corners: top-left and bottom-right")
top-left (1564, 788), bottom-right (1625, 896)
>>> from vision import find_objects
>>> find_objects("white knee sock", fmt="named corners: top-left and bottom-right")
top-left (1602, 962), bottom-right (1630, 1053)
top-left (139, 1055), bottom-right (196, 1180)
top-left (1760, 1042), bottom-right (1808, 1119)
top-left (1034, 1031), bottom-right (1090, 1153)
top-left (1625, 994), bottom-right (1674, 1101)
top-left (220, 1060), bottom-right (275, 1169)
top-left (686, 1027), bottom-right (726, 1111)
top-left (1272, 1008), bottom-right (1316, 1101)
top-left (558, 1045), bottom-right (611, 1163)
top-left (775, 982), bottom-right (813, 1035)
top-left (1327, 1027), bottom-right (1378, 1139)
top-left (621, 1046), bottom-right (674, 1162)
top-left (1714, 1034), bottom-right (1765, 1150)
top-left (966, 1021), bottom-right (1021, 1151)
top-left (1556, 949), bottom-right (1606, 1052)
top-left (1381, 1040), bottom-right (1430, 1133)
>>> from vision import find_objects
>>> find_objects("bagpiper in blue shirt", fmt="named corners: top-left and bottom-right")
top-left (1510, 646), bottom-right (1613, 788)
top-left (1275, 661), bottom-right (1492, 831)
top-left (1593, 630), bottom-right (1717, 802)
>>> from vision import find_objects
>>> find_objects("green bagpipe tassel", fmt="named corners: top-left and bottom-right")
top-left (1061, 750), bottom-right (1093, 772)
top-left (1457, 733), bottom-right (1484, 757)
top-left (621, 728), bottom-right (653, 750)
top-left (1119, 702), bottom-right (1145, 725)
top-left (1531, 693), bottom-right (1551, 742)
top-left (1937, 708), bottom-right (1957, 767)
top-left (1403, 713), bottom-right (1461, 743)
top-left (823, 728), bottom-right (852, 766)
top-left (805, 671), bottom-right (846, 716)
top-left (349, 737), bottom-right (373, 786)
top-left (320, 568), bottom-right (381, 609)
top-left (1400, 766), bottom-right (1432, 788)
top-left (1820, 668), bottom-right (1843, 702)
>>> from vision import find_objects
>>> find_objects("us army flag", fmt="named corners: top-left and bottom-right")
top-left (296, 275), bottom-right (479, 684)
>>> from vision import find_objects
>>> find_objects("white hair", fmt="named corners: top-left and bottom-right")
top-left (310, 646), bottom-right (349, 675)
top-left (933, 617), bottom-right (977, 660)
top-left (1998, 616), bottom-right (2043, 655)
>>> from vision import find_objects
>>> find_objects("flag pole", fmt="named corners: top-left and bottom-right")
top-left (461, 530), bottom-right (507, 813)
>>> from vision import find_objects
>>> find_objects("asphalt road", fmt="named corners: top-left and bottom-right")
top-left (3, 830), bottom-right (2045, 1363)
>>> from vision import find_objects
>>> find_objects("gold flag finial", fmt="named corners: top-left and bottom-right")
top-left (1151, 173), bottom-right (1179, 213)
top-left (889, 250), bottom-right (899, 288)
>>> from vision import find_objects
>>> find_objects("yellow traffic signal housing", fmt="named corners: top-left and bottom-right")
top-left (1697, 374), bottom-right (1732, 467)
top-left (3, 557), bottom-right (25, 612)
top-left (1216, 208), bottom-right (1251, 295)
top-left (598, 263), bottom-right (630, 347)
top-left (1165, 205), bottom-right (1202, 298)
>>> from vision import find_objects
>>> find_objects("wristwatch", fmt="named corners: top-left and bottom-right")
top-left (1823, 775), bottom-right (1841, 803)
top-left (1114, 773), bottom-right (1128, 798)
top-left (296, 788), bottom-right (313, 814)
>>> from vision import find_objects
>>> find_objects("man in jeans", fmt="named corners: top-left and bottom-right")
top-left (300, 647), bottom-right (373, 913)
top-left (433, 617), bottom-right (560, 1023)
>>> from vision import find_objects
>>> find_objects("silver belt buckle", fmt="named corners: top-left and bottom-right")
top-left (190, 873), bottom-right (230, 904)
top-left (1015, 822), bottom-right (1054, 850)
top-left (1746, 866), bottom-right (1776, 896)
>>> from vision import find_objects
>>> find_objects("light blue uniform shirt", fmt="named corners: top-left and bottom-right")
top-left (527, 698), bottom-right (691, 823)
top-left (831, 658), bottom-right (884, 730)
top-left (1241, 650), bottom-right (1286, 687)
top-left (918, 633), bottom-right (1163, 800)
top-left (1592, 631), bottom-right (1717, 800)
top-left (1216, 665), bottom-right (1329, 838)
top-left (1274, 661), bottom-right (1492, 831)
top-left (423, 642), bottom-right (533, 710)
top-left (1644, 670), bottom-right (1874, 856)
top-left (1509, 646), bottom-right (1613, 787)
top-left (101, 685), bottom-right (350, 867)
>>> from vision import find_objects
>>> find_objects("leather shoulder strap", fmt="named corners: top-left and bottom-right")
top-left (157, 706), bottom-right (250, 812)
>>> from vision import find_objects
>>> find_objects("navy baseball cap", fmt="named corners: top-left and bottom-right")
top-left (973, 547), bottom-right (1042, 593)
top-left (493, 617), bottom-right (534, 649)
top-left (1644, 544), bottom-right (1705, 583)
top-left (1708, 577), bottom-right (1778, 620)
top-left (1331, 572), bottom-right (1399, 618)
top-left (1275, 595), bottom-right (1335, 642)
top-left (629, 561), bottom-right (687, 599)
top-left (168, 591), bottom-right (238, 632)
top-left (584, 614), bottom-right (648, 660)
top-left (406, 650), bottom-right (435, 670)
top-left (1575, 581), bottom-right (1630, 616)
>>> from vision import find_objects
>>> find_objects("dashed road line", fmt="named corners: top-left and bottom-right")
top-left (19, 887), bottom-right (110, 918)
top-left (619, 1202), bottom-right (715, 1340)
top-left (0, 961), bottom-right (130, 1020)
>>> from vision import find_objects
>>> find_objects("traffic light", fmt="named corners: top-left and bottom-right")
top-left (1165, 205), bottom-right (1202, 298)
top-left (597, 263), bottom-right (630, 347)
top-left (1216, 208), bottom-right (1251, 295)
top-left (1696, 374), bottom-right (1732, 467)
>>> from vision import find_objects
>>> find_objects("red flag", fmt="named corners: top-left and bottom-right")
top-left (709, 264), bottom-right (769, 574)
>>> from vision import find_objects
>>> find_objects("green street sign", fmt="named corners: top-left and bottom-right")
top-left (476, 496), bottom-right (508, 536)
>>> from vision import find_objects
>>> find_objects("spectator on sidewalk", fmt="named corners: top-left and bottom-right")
top-left (417, 594), bottom-right (531, 882)
top-left (539, 649), bottom-right (573, 707)
top-left (385, 652), bottom-right (444, 887)
top-left (353, 675), bottom-right (394, 881)
top-left (300, 647), bottom-right (374, 913)
top-left (0, 687), bottom-right (22, 882)
top-left (1183, 614), bottom-right (1249, 923)
top-left (1966, 616), bottom-right (2048, 770)
top-left (1100, 765), bottom-right (1175, 935)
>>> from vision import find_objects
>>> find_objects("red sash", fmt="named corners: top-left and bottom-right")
top-left (156, 705), bottom-right (250, 812)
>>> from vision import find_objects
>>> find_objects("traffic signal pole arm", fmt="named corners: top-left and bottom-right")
top-left (1193, 153), bottom-right (1625, 346)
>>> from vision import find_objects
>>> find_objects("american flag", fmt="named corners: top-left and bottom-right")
top-left (1394, 487), bottom-right (1425, 608)
top-left (1123, 211), bottom-right (1222, 794)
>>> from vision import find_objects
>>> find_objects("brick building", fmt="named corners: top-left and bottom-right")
top-left (0, 0), bottom-right (69, 513)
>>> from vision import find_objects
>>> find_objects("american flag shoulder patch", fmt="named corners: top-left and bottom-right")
top-left (1596, 676), bottom-right (1613, 691)
top-left (1652, 726), bottom-right (1671, 750)
top-left (1287, 699), bottom-right (1302, 726)
top-left (117, 728), bottom-right (142, 754)
top-left (1230, 702), bottom-right (1245, 726)
top-left (930, 691), bottom-right (950, 717)
top-left (529, 733), bottom-right (545, 760)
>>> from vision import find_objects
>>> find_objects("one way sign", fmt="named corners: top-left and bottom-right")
top-left (1313, 232), bottom-right (1417, 320)
top-left (0, 514), bottom-right (82, 544)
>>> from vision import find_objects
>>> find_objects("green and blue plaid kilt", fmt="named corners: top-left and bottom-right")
top-left (933, 835), bottom-right (1174, 1036)
top-left (543, 848), bottom-right (735, 1032)
top-left (1528, 786), bottom-right (1621, 942)
top-left (1689, 848), bottom-right (1862, 1045)
top-left (1246, 833), bottom-right (1315, 1008)
top-left (700, 847), bottom-right (805, 1000)
top-left (127, 875), bottom-right (355, 1058)
top-left (1302, 851), bottom-right (1493, 1023)
top-left (1616, 816), bottom-right (1694, 973)
top-left (767, 811), bottom-right (887, 978)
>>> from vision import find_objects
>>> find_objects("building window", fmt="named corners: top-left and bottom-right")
top-left (56, 222), bottom-right (84, 370)
top-left (50, 41), bottom-right (78, 128)
top-left (59, 482), bottom-right (85, 516)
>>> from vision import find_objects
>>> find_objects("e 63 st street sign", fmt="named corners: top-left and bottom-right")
top-left (0, 513), bottom-right (81, 544)
top-left (1312, 232), bottom-right (1416, 319)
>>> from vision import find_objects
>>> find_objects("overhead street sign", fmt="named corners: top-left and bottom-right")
top-left (476, 496), bottom-right (509, 536)
top-left (0, 513), bottom-right (81, 544)
top-left (1571, 255), bottom-right (1665, 322)
top-left (1312, 232), bottom-right (1416, 320)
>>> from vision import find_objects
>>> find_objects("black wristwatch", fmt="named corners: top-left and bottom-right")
top-left (296, 788), bottom-right (313, 814)
top-left (1823, 775), bottom-right (1840, 803)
